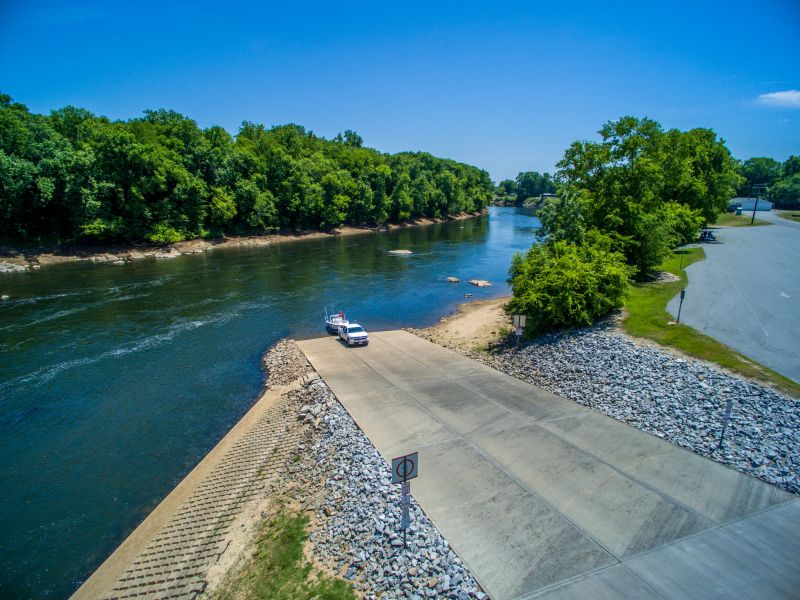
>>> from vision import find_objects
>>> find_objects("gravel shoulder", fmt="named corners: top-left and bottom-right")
top-left (204, 340), bottom-right (486, 599)
top-left (409, 307), bottom-right (799, 496)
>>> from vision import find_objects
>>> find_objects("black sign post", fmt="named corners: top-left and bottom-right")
top-left (391, 452), bottom-right (419, 549)
top-left (676, 289), bottom-right (686, 324)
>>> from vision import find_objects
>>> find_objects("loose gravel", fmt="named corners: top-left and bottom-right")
top-left (409, 326), bottom-right (799, 495)
top-left (261, 341), bottom-right (486, 599)
top-left (293, 378), bottom-right (484, 599)
top-left (261, 338), bottom-right (314, 389)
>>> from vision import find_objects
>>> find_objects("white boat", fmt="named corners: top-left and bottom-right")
top-left (325, 307), bottom-right (350, 334)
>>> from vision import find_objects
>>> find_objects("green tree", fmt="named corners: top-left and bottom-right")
top-left (372, 164), bottom-right (391, 224)
top-left (390, 172), bottom-right (413, 221)
top-left (498, 179), bottom-right (516, 196)
top-left (556, 116), bottom-right (740, 278)
top-left (0, 92), bottom-right (493, 245)
top-left (738, 157), bottom-right (782, 196)
top-left (535, 192), bottom-right (586, 244)
top-left (770, 174), bottom-right (800, 207)
top-left (515, 171), bottom-right (555, 200)
top-left (209, 187), bottom-right (236, 228)
top-left (784, 155), bottom-right (800, 178)
top-left (662, 128), bottom-right (743, 222)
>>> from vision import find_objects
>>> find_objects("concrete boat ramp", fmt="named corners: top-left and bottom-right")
top-left (297, 331), bottom-right (800, 600)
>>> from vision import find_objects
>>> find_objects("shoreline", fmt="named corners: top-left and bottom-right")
top-left (424, 295), bottom-right (512, 352)
top-left (73, 340), bottom-right (486, 599)
top-left (72, 306), bottom-right (797, 597)
top-left (0, 211), bottom-right (484, 273)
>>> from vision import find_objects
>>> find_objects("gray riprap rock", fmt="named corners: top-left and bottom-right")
top-left (291, 374), bottom-right (486, 599)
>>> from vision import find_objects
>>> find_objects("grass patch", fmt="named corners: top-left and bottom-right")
top-left (776, 210), bottom-right (800, 223)
top-left (212, 508), bottom-right (355, 600)
top-left (622, 247), bottom-right (800, 398)
top-left (713, 213), bottom-right (769, 227)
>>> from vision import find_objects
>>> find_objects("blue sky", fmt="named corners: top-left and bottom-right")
top-left (1, 0), bottom-right (798, 181)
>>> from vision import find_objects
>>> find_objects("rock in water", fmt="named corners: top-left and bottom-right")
top-left (446, 277), bottom-right (460, 283)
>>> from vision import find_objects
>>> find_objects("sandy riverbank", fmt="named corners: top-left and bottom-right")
top-left (422, 296), bottom-right (511, 352)
top-left (0, 212), bottom-right (484, 273)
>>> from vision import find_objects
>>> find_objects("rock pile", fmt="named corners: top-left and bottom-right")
top-left (0, 261), bottom-right (28, 273)
top-left (410, 327), bottom-right (799, 495)
top-left (261, 339), bottom-right (314, 389)
top-left (287, 377), bottom-right (485, 599)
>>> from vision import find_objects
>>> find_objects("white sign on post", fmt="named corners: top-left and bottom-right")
top-left (513, 315), bottom-right (526, 347)
top-left (391, 452), bottom-right (419, 548)
top-left (391, 452), bottom-right (418, 484)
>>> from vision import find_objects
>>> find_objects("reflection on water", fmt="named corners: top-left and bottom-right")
top-left (0, 207), bottom-right (538, 599)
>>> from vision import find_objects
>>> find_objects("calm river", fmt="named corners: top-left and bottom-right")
top-left (0, 206), bottom-right (538, 598)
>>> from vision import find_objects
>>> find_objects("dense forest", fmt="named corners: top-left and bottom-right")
top-left (0, 94), bottom-right (493, 245)
top-left (737, 155), bottom-right (800, 207)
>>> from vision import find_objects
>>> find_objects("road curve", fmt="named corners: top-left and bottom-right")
top-left (668, 211), bottom-right (800, 383)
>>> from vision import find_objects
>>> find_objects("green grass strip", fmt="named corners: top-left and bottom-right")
top-left (213, 508), bottom-right (355, 600)
top-left (776, 210), bottom-right (800, 223)
top-left (713, 213), bottom-right (769, 227)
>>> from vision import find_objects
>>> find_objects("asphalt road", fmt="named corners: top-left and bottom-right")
top-left (298, 331), bottom-right (798, 600)
top-left (668, 211), bottom-right (800, 384)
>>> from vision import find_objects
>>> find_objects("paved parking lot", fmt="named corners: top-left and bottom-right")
top-left (668, 211), bottom-right (800, 383)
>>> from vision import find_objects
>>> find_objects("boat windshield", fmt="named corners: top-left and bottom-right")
top-left (348, 326), bottom-right (365, 333)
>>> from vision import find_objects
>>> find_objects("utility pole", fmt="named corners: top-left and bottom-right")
top-left (750, 184), bottom-right (768, 225)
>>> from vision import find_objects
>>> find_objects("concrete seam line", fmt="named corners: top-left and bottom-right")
top-left (332, 334), bottom-right (622, 562)
top-left (511, 562), bottom-right (671, 600)
top-left (380, 332), bottom-right (720, 526)
top-left (616, 498), bottom-right (800, 569)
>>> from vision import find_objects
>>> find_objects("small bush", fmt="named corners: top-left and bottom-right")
top-left (79, 217), bottom-right (124, 241)
top-left (507, 238), bottom-right (632, 335)
top-left (147, 224), bottom-right (185, 244)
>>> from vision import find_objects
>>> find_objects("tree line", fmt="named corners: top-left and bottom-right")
top-left (0, 94), bottom-right (493, 245)
top-left (495, 171), bottom-right (556, 203)
top-left (737, 156), bottom-right (800, 208)
top-left (509, 116), bottom-right (743, 334)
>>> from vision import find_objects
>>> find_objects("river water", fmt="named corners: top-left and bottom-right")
top-left (0, 207), bottom-right (538, 598)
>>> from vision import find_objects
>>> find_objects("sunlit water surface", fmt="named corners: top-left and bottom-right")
top-left (0, 207), bottom-right (538, 598)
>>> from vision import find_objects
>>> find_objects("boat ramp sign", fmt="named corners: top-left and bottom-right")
top-left (391, 452), bottom-right (418, 484)
top-left (391, 453), bottom-right (418, 546)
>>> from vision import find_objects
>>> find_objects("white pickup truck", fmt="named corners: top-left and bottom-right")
top-left (338, 323), bottom-right (369, 346)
